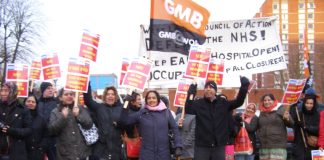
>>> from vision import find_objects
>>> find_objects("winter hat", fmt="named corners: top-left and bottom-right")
top-left (205, 81), bottom-right (217, 92)
top-left (305, 87), bottom-right (320, 98)
top-left (40, 82), bottom-right (53, 94)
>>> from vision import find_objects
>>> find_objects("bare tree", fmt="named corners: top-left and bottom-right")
top-left (0, 0), bottom-right (44, 83)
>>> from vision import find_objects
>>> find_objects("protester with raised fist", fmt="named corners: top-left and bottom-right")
top-left (185, 76), bottom-right (250, 160)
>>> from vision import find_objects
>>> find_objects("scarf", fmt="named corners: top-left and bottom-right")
top-left (259, 100), bottom-right (278, 113)
top-left (242, 112), bottom-right (254, 124)
top-left (145, 101), bottom-right (167, 111)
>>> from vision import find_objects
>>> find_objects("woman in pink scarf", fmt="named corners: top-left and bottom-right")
top-left (120, 90), bottom-right (183, 160)
top-left (234, 103), bottom-right (258, 160)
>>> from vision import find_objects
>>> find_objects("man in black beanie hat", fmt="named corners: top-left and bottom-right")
top-left (38, 81), bottom-right (57, 160)
top-left (185, 76), bottom-right (250, 160)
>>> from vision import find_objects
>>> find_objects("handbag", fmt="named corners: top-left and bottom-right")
top-left (78, 123), bottom-right (99, 145)
top-left (124, 128), bottom-right (141, 158)
top-left (234, 124), bottom-right (253, 155)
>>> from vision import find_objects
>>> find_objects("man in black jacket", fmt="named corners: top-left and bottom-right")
top-left (185, 76), bottom-right (250, 160)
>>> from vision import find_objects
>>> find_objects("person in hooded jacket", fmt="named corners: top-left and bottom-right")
top-left (185, 76), bottom-right (250, 160)
top-left (120, 90), bottom-right (183, 160)
top-left (291, 94), bottom-right (320, 160)
top-left (83, 84), bottom-right (125, 160)
top-left (233, 103), bottom-right (258, 160)
top-left (48, 89), bottom-right (93, 160)
top-left (37, 82), bottom-right (58, 160)
top-left (0, 82), bottom-right (32, 160)
top-left (24, 95), bottom-right (47, 160)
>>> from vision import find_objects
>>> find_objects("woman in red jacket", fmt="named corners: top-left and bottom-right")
top-left (318, 111), bottom-right (324, 149)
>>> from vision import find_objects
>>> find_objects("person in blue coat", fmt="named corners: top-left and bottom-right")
top-left (120, 90), bottom-right (183, 160)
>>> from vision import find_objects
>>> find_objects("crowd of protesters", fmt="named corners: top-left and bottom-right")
top-left (0, 77), bottom-right (324, 160)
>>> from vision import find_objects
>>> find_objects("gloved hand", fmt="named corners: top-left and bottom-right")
top-left (174, 147), bottom-right (183, 157)
top-left (234, 115), bottom-right (243, 123)
top-left (124, 94), bottom-right (133, 102)
top-left (296, 120), bottom-right (304, 129)
top-left (240, 76), bottom-right (250, 89)
top-left (187, 83), bottom-right (197, 96)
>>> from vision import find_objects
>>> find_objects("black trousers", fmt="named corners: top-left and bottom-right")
top-left (194, 146), bottom-right (225, 160)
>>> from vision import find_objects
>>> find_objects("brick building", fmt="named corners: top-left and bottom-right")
top-left (253, 0), bottom-right (324, 100)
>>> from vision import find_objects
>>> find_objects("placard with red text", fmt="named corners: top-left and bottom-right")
top-left (30, 60), bottom-right (42, 80)
top-left (79, 30), bottom-right (100, 62)
top-left (185, 45), bottom-right (211, 79)
top-left (41, 53), bottom-right (61, 80)
top-left (174, 78), bottom-right (194, 107)
top-left (281, 79), bottom-right (306, 105)
top-left (64, 58), bottom-right (90, 92)
top-left (122, 58), bottom-right (152, 91)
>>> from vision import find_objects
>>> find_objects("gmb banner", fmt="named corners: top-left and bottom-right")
top-left (139, 17), bottom-right (286, 88)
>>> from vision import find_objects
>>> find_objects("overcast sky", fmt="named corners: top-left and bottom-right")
top-left (37, 0), bottom-right (265, 77)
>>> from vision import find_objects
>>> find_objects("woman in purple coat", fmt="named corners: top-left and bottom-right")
top-left (120, 90), bottom-right (183, 160)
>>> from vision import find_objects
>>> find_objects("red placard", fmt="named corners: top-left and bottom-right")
top-left (79, 31), bottom-right (100, 62)
top-left (185, 61), bottom-right (208, 78)
top-left (120, 58), bottom-right (130, 85)
top-left (123, 72), bottom-right (147, 89)
top-left (189, 50), bottom-right (211, 63)
top-left (282, 92), bottom-right (302, 104)
top-left (31, 61), bottom-right (41, 68)
top-left (16, 81), bottom-right (28, 97)
top-left (81, 32), bottom-right (99, 48)
top-left (43, 66), bottom-right (61, 80)
top-left (30, 69), bottom-right (41, 80)
top-left (65, 74), bottom-right (89, 92)
top-left (174, 92), bottom-right (187, 107)
top-left (68, 59), bottom-right (90, 75)
top-left (79, 43), bottom-right (98, 62)
top-left (65, 58), bottom-right (90, 93)
top-left (281, 79), bottom-right (306, 105)
top-left (128, 62), bottom-right (151, 75)
top-left (184, 45), bottom-right (211, 79)
top-left (6, 64), bottom-right (29, 80)
top-left (206, 73), bottom-right (224, 86)
top-left (208, 61), bottom-right (225, 72)
top-left (122, 58), bottom-right (152, 91)
top-left (41, 53), bottom-right (59, 68)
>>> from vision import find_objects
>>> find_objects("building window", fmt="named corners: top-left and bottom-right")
top-left (299, 44), bottom-right (304, 50)
top-left (308, 23), bottom-right (314, 29)
top-left (282, 34), bottom-right (288, 40)
top-left (308, 13), bottom-right (313, 19)
top-left (282, 24), bottom-right (287, 29)
top-left (299, 33), bottom-right (304, 40)
top-left (273, 4), bottom-right (278, 10)
top-left (282, 44), bottom-right (288, 51)
top-left (299, 3), bottom-right (304, 9)
top-left (308, 2), bottom-right (314, 9)
top-left (309, 43), bottom-right (314, 50)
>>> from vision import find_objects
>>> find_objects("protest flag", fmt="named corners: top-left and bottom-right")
top-left (303, 28), bottom-right (311, 78)
top-left (149, 0), bottom-right (210, 55)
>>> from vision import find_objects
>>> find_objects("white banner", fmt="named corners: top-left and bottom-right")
top-left (140, 17), bottom-right (286, 88)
